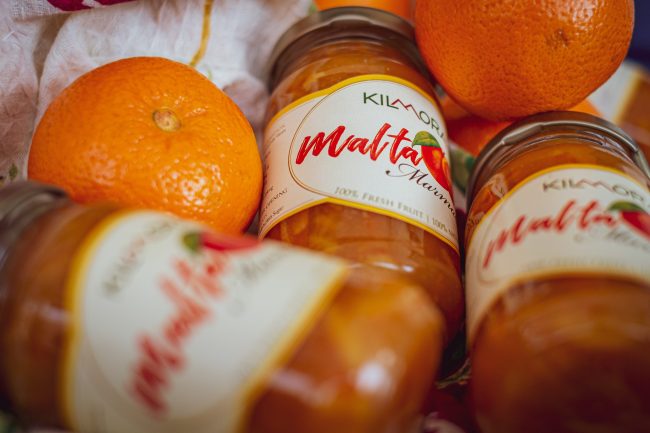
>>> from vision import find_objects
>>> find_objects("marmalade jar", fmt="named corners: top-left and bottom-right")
top-left (0, 182), bottom-right (442, 433)
top-left (464, 112), bottom-right (650, 433)
top-left (261, 8), bottom-right (463, 345)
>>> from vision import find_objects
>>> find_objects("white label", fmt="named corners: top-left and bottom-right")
top-left (466, 166), bottom-right (650, 341)
top-left (64, 211), bottom-right (347, 433)
top-left (260, 75), bottom-right (458, 250)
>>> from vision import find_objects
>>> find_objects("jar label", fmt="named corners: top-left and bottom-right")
top-left (62, 211), bottom-right (347, 433)
top-left (466, 165), bottom-right (650, 341)
top-left (260, 74), bottom-right (458, 251)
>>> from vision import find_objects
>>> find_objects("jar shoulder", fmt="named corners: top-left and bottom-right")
top-left (267, 41), bottom-right (437, 121)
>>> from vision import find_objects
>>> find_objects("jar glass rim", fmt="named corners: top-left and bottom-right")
top-left (267, 7), bottom-right (424, 88)
top-left (465, 111), bottom-right (650, 206)
top-left (0, 182), bottom-right (67, 274)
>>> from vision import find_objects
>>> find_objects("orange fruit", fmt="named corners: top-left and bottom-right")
top-left (29, 57), bottom-right (262, 234)
top-left (315, 0), bottom-right (412, 20)
top-left (415, 0), bottom-right (634, 120)
top-left (444, 97), bottom-right (601, 156)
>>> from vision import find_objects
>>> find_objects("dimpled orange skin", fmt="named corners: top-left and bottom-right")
top-left (28, 57), bottom-right (262, 235)
top-left (415, 0), bottom-right (634, 120)
top-left (314, 0), bottom-right (412, 20)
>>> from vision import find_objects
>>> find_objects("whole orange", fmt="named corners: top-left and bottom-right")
top-left (443, 97), bottom-right (601, 156)
top-left (315, 0), bottom-right (412, 20)
top-left (29, 57), bottom-right (262, 234)
top-left (415, 0), bottom-right (634, 120)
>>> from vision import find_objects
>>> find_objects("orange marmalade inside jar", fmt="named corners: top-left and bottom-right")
top-left (261, 7), bottom-right (463, 339)
top-left (464, 112), bottom-right (650, 433)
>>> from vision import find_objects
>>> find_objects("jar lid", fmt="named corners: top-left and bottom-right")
top-left (466, 111), bottom-right (650, 205)
top-left (0, 182), bottom-right (67, 270)
top-left (268, 7), bottom-right (421, 88)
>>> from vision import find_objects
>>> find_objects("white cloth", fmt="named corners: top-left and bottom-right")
top-left (11, 0), bottom-right (138, 19)
top-left (0, 2), bottom-right (61, 185)
top-left (0, 0), bottom-right (312, 185)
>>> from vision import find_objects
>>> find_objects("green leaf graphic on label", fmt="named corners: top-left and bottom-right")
top-left (607, 201), bottom-right (645, 213)
top-left (183, 231), bottom-right (259, 254)
top-left (413, 131), bottom-right (441, 148)
top-left (413, 131), bottom-right (452, 193)
top-left (608, 201), bottom-right (650, 239)
top-left (183, 232), bottom-right (202, 253)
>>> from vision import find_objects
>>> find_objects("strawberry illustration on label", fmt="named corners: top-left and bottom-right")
top-left (413, 131), bottom-right (453, 194)
top-left (182, 231), bottom-right (260, 254)
top-left (607, 201), bottom-right (650, 240)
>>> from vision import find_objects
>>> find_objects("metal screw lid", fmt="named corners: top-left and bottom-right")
top-left (268, 7), bottom-right (422, 88)
top-left (466, 111), bottom-right (650, 205)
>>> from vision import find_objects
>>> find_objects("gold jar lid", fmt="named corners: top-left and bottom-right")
top-left (268, 7), bottom-right (425, 88)
top-left (466, 111), bottom-right (650, 206)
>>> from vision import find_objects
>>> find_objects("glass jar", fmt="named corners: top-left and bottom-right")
top-left (261, 7), bottom-right (463, 347)
top-left (464, 111), bottom-right (650, 433)
top-left (0, 182), bottom-right (442, 433)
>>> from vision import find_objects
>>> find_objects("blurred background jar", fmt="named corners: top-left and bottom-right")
top-left (0, 181), bottom-right (442, 433)
top-left (464, 112), bottom-right (650, 433)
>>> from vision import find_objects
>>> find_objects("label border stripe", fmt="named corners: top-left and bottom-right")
top-left (260, 197), bottom-right (459, 253)
top-left (236, 264), bottom-right (349, 432)
top-left (60, 210), bottom-right (136, 430)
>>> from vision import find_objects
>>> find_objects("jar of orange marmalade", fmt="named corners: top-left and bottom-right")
top-left (0, 182), bottom-right (442, 433)
top-left (261, 7), bottom-right (463, 347)
top-left (465, 112), bottom-right (650, 433)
